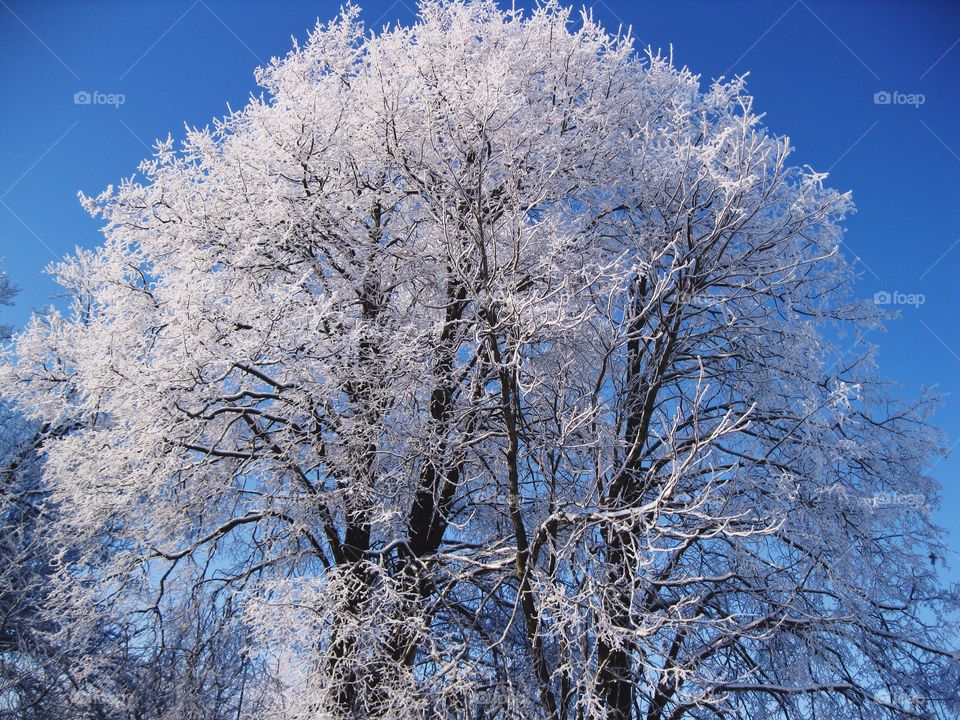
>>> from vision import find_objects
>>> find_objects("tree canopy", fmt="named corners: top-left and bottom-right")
top-left (3, 2), bottom-right (958, 718)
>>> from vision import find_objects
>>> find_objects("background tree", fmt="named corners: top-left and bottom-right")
top-left (4, 2), bottom-right (959, 718)
top-left (0, 265), bottom-right (18, 341)
top-left (0, 263), bottom-right (66, 719)
top-left (1, 269), bottom-right (272, 719)
top-left (0, 396), bottom-right (62, 718)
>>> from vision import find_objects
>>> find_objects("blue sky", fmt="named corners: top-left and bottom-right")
top-left (1, 0), bottom-right (959, 578)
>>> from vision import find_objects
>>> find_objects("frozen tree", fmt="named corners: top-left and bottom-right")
top-left (0, 265), bottom-right (61, 718)
top-left (0, 265), bottom-right (18, 341)
top-left (0, 266), bottom-right (76, 719)
top-left (0, 268), bottom-right (270, 719)
top-left (0, 403), bottom-right (62, 719)
top-left (4, 2), bottom-right (958, 718)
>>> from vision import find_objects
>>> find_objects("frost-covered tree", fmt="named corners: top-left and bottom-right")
top-left (4, 2), bottom-right (959, 718)
top-left (0, 265), bottom-right (61, 719)
top-left (0, 266), bottom-right (76, 719)
top-left (0, 400), bottom-right (61, 719)
top-left (0, 265), bottom-right (18, 342)
top-left (0, 266), bottom-right (270, 719)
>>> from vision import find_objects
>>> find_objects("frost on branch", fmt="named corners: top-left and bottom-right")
top-left (5, 2), bottom-right (959, 719)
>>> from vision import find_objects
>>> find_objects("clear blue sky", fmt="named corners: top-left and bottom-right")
top-left (2, 0), bottom-right (959, 578)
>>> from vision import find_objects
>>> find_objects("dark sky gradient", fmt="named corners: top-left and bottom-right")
top-left (1, 0), bottom-right (959, 578)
